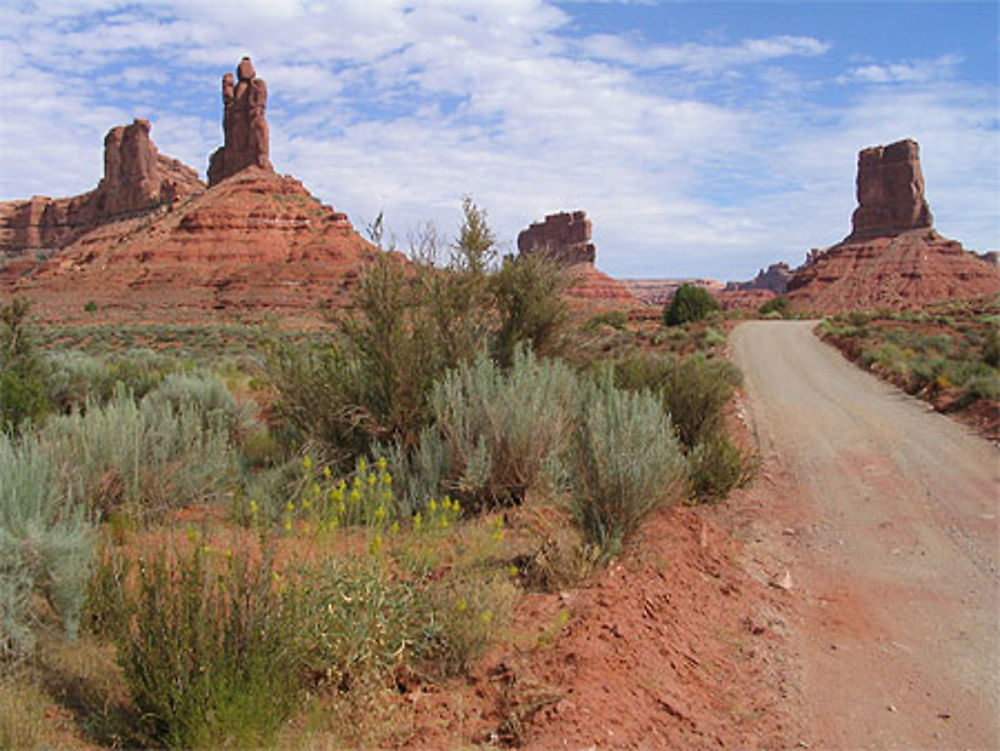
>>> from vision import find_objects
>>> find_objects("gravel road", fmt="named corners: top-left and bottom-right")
top-left (731, 320), bottom-right (999, 750)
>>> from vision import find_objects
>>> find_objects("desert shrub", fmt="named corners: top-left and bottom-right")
top-left (0, 678), bottom-right (48, 749)
top-left (586, 309), bottom-right (629, 330)
top-left (430, 571), bottom-right (518, 676)
top-left (44, 350), bottom-right (106, 414)
top-left (569, 378), bottom-right (686, 554)
top-left (984, 324), bottom-right (1000, 367)
top-left (0, 434), bottom-right (94, 659)
top-left (963, 371), bottom-right (1000, 401)
top-left (427, 347), bottom-right (579, 508)
top-left (0, 370), bottom-right (48, 436)
top-left (101, 348), bottom-right (175, 402)
top-left (300, 558), bottom-right (440, 693)
top-left (0, 299), bottom-right (49, 434)
top-left (266, 339), bottom-right (368, 463)
top-left (491, 252), bottom-right (570, 368)
top-left (663, 283), bottom-right (720, 326)
top-left (42, 388), bottom-right (237, 520)
top-left (688, 432), bottom-right (755, 502)
top-left (113, 544), bottom-right (301, 748)
top-left (700, 326), bottom-right (727, 348)
top-left (758, 296), bottom-right (790, 318)
top-left (143, 370), bottom-right (256, 442)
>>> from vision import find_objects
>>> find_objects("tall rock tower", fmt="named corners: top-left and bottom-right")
top-left (208, 57), bottom-right (274, 186)
top-left (849, 139), bottom-right (933, 241)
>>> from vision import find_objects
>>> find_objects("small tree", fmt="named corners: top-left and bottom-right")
top-left (0, 298), bottom-right (49, 433)
top-left (663, 284), bottom-right (720, 326)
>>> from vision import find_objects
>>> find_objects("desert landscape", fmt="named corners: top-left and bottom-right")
top-left (1, 3), bottom-right (998, 750)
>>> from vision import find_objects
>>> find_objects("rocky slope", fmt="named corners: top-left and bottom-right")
top-left (16, 166), bottom-right (373, 318)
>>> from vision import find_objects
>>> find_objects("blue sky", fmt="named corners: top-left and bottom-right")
top-left (1, 1), bottom-right (997, 280)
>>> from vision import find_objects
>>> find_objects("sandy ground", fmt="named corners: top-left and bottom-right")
top-left (731, 320), bottom-right (999, 750)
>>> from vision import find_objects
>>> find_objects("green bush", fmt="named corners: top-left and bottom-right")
top-left (688, 432), bottom-right (755, 502)
top-left (663, 284), bottom-right (720, 326)
top-left (0, 434), bottom-right (94, 659)
top-left (143, 370), bottom-right (256, 442)
top-left (0, 299), bottom-right (49, 434)
top-left (427, 347), bottom-right (579, 508)
top-left (984, 325), bottom-right (1000, 367)
top-left (569, 378), bottom-right (686, 554)
top-left (758, 296), bottom-right (790, 318)
top-left (113, 544), bottom-right (301, 748)
top-left (0, 370), bottom-right (48, 435)
top-left (615, 352), bottom-right (740, 450)
top-left (491, 252), bottom-right (570, 368)
top-left (42, 388), bottom-right (237, 520)
top-left (44, 350), bottom-right (106, 414)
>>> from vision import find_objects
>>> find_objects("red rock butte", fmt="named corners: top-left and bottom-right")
top-left (517, 210), bottom-right (634, 303)
top-left (787, 138), bottom-right (998, 312)
top-left (0, 58), bottom-right (376, 321)
top-left (518, 210), bottom-right (596, 266)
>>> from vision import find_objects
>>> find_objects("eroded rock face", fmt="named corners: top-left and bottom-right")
top-left (0, 119), bottom-right (202, 256)
top-left (849, 139), bottom-right (932, 241)
top-left (518, 210), bottom-right (596, 265)
top-left (208, 57), bottom-right (273, 186)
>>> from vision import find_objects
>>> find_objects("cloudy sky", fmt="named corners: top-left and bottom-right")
top-left (1, 1), bottom-right (997, 280)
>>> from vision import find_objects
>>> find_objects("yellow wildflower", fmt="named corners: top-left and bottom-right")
top-left (376, 456), bottom-right (387, 471)
top-left (455, 597), bottom-right (467, 612)
top-left (302, 455), bottom-right (313, 471)
top-left (322, 465), bottom-right (332, 478)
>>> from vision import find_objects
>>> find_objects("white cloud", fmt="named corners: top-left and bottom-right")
top-left (579, 33), bottom-right (831, 74)
top-left (839, 54), bottom-right (962, 85)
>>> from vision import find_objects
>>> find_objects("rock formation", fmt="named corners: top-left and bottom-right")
top-left (208, 57), bottom-right (273, 186)
top-left (725, 262), bottom-right (791, 295)
top-left (786, 139), bottom-right (998, 311)
top-left (14, 166), bottom-right (370, 317)
top-left (0, 119), bottom-right (202, 257)
top-left (518, 211), bottom-right (596, 265)
top-left (3, 57), bottom-right (375, 318)
top-left (849, 139), bottom-right (932, 241)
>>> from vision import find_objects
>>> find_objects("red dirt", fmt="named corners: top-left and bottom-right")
top-left (401, 506), bottom-right (799, 750)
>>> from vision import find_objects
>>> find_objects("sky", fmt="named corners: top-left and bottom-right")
top-left (0, 1), bottom-right (997, 280)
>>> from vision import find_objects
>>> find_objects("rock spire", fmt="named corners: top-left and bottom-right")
top-left (208, 57), bottom-right (273, 186)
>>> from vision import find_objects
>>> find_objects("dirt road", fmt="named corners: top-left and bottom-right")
top-left (731, 320), bottom-right (999, 750)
